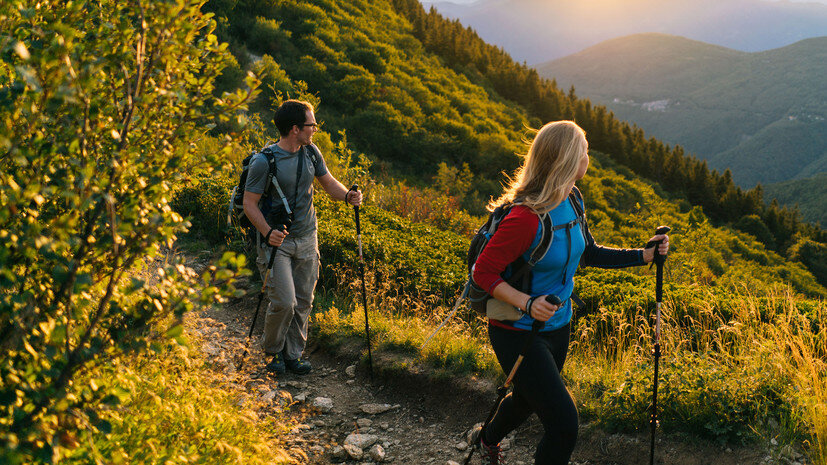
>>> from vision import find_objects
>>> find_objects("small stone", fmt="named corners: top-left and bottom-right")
top-left (294, 392), bottom-right (307, 403)
top-left (330, 445), bottom-right (348, 461)
top-left (312, 397), bottom-right (334, 413)
top-left (259, 390), bottom-right (277, 403)
top-left (771, 438), bottom-right (778, 446)
top-left (369, 444), bottom-right (386, 462)
top-left (357, 418), bottom-right (373, 428)
top-left (344, 444), bottom-right (363, 460)
top-left (500, 438), bottom-right (511, 451)
top-left (344, 433), bottom-right (380, 449)
top-left (310, 445), bottom-right (325, 454)
top-left (346, 365), bottom-right (357, 377)
top-left (447, 461), bottom-right (461, 465)
top-left (379, 422), bottom-right (389, 430)
top-left (455, 442), bottom-right (468, 451)
top-left (360, 403), bottom-right (396, 415)
top-left (314, 420), bottom-right (326, 427)
top-left (347, 379), bottom-right (356, 384)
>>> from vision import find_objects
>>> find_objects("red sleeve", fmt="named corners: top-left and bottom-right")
top-left (472, 206), bottom-right (539, 294)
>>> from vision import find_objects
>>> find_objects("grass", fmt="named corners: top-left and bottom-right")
top-left (313, 270), bottom-right (826, 464)
top-left (567, 286), bottom-right (826, 462)
top-left (62, 320), bottom-right (294, 464)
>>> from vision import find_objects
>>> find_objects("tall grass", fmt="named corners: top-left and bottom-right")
top-left (568, 286), bottom-right (826, 462)
top-left (63, 327), bottom-right (294, 464)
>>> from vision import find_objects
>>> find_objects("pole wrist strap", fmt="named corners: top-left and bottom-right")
top-left (524, 296), bottom-right (537, 318)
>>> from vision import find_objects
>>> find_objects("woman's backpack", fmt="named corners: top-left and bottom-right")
top-left (466, 188), bottom-right (586, 319)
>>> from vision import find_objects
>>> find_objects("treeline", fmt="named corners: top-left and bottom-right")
top-left (390, 0), bottom-right (825, 255)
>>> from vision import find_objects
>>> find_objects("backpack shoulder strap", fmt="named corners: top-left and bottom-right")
top-left (569, 186), bottom-right (585, 218)
top-left (304, 144), bottom-right (321, 174)
top-left (527, 213), bottom-right (553, 266)
top-left (260, 145), bottom-right (293, 216)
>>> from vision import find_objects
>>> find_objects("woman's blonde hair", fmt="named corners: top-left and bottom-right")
top-left (489, 120), bottom-right (587, 214)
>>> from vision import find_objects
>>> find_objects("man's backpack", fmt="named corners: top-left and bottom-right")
top-left (466, 187), bottom-right (587, 319)
top-left (227, 143), bottom-right (321, 230)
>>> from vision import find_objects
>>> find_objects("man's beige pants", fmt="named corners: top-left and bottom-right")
top-left (256, 232), bottom-right (319, 360)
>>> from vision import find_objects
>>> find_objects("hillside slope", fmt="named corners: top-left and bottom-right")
top-left (536, 34), bottom-right (827, 192)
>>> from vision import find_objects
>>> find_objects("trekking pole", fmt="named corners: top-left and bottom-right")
top-left (464, 294), bottom-right (562, 465)
top-left (647, 225), bottom-right (670, 465)
top-left (420, 280), bottom-right (470, 351)
top-left (351, 184), bottom-right (373, 379)
top-left (237, 221), bottom-right (291, 371)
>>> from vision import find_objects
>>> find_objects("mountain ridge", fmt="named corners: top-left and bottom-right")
top-left (423, 0), bottom-right (827, 63)
top-left (536, 34), bottom-right (827, 190)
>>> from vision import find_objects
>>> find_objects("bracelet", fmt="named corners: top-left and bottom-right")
top-left (265, 228), bottom-right (274, 242)
top-left (525, 296), bottom-right (537, 318)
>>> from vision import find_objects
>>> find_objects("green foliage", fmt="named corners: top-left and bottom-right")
top-left (206, 0), bottom-right (529, 199)
top-left (64, 340), bottom-right (293, 464)
top-left (597, 352), bottom-right (792, 443)
top-left (389, 0), bottom-right (826, 268)
top-left (0, 0), bottom-right (254, 461)
top-left (789, 237), bottom-right (827, 288)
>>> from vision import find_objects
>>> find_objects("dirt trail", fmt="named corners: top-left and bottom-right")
top-left (189, 289), bottom-right (790, 465)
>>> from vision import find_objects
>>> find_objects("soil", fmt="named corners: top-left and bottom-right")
top-left (188, 280), bottom-right (803, 465)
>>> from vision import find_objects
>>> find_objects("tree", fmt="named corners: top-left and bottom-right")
top-left (0, 0), bottom-right (255, 461)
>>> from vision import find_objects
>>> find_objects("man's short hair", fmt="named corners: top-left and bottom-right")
top-left (274, 100), bottom-right (314, 136)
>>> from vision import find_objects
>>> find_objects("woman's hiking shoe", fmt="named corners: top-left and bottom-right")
top-left (265, 353), bottom-right (285, 374)
top-left (470, 425), bottom-right (504, 464)
top-left (284, 356), bottom-right (312, 375)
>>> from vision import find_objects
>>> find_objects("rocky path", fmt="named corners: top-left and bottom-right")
top-left (189, 292), bottom-right (791, 465)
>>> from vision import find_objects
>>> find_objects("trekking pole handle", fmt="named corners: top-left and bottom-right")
top-left (645, 225), bottom-right (671, 265)
top-left (350, 184), bottom-right (361, 235)
top-left (265, 220), bottom-right (292, 271)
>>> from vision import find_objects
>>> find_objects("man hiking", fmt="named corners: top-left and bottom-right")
top-left (243, 99), bottom-right (362, 375)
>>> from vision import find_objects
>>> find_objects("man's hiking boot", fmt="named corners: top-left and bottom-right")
top-left (470, 425), bottom-right (504, 464)
top-left (265, 353), bottom-right (285, 374)
top-left (284, 356), bottom-right (312, 375)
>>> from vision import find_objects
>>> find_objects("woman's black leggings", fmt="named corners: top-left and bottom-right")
top-left (484, 323), bottom-right (578, 465)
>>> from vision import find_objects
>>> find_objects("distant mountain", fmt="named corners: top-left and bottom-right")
top-left (423, 0), bottom-right (827, 63)
top-left (535, 34), bottom-right (827, 197)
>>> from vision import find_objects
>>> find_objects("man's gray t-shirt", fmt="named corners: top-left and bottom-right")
top-left (244, 143), bottom-right (329, 238)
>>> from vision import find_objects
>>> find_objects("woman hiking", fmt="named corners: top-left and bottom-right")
top-left (470, 120), bottom-right (669, 465)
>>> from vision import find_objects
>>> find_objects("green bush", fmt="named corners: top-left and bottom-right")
top-left (0, 1), bottom-right (252, 461)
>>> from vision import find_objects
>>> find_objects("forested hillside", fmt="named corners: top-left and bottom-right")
top-left (206, 0), bottom-right (827, 286)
